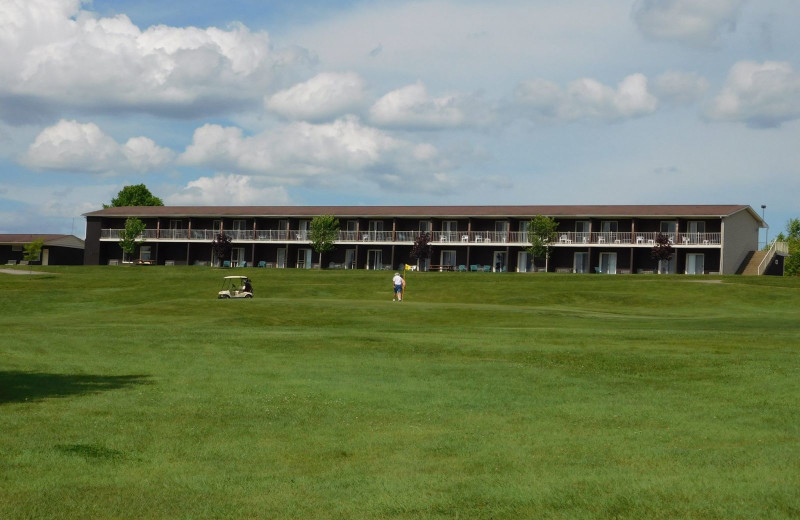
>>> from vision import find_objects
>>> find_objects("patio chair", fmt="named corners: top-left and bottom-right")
top-left (258, 260), bottom-right (267, 268)
top-left (461, 235), bottom-right (469, 242)
top-left (470, 264), bottom-right (479, 271)
top-left (458, 265), bottom-right (467, 272)
top-left (239, 260), bottom-right (247, 267)
top-left (594, 267), bottom-right (602, 274)
top-left (223, 260), bottom-right (231, 268)
top-left (483, 265), bottom-right (491, 272)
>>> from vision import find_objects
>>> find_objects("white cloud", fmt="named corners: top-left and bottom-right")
top-left (706, 61), bottom-right (800, 127)
top-left (632, 0), bottom-right (748, 46)
top-left (0, 0), bottom-right (311, 121)
top-left (513, 73), bottom-right (659, 123)
top-left (178, 116), bottom-right (445, 182)
top-left (167, 174), bottom-right (290, 205)
top-left (22, 119), bottom-right (174, 173)
top-left (653, 71), bottom-right (709, 105)
top-left (265, 72), bottom-right (365, 121)
top-left (369, 81), bottom-right (484, 129)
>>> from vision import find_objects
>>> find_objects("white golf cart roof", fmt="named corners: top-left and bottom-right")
top-left (223, 275), bottom-right (249, 279)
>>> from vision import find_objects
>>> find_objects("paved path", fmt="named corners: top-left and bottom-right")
top-left (0, 268), bottom-right (54, 275)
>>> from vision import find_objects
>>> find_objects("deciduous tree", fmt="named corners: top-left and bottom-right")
top-left (526, 215), bottom-right (558, 272)
top-left (105, 184), bottom-right (164, 208)
top-left (651, 233), bottom-right (674, 274)
top-left (212, 232), bottom-right (232, 267)
top-left (409, 232), bottom-right (431, 270)
top-left (309, 215), bottom-right (340, 268)
top-left (119, 218), bottom-right (146, 262)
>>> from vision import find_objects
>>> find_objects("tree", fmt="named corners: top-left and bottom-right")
top-left (119, 218), bottom-right (146, 262)
top-left (308, 215), bottom-right (340, 268)
top-left (23, 239), bottom-right (44, 271)
top-left (212, 232), bottom-right (232, 267)
top-left (780, 218), bottom-right (800, 276)
top-left (651, 233), bottom-right (674, 274)
top-left (105, 184), bottom-right (164, 208)
top-left (409, 232), bottom-right (431, 270)
top-left (526, 215), bottom-right (558, 272)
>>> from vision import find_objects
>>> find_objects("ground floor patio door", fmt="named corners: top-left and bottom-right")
top-left (599, 252), bottom-right (617, 274)
top-left (493, 251), bottom-right (507, 272)
top-left (658, 256), bottom-right (676, 274)
top-left (440, 250), bottom-right (457, 270)
top-left (297, 248), bottom-right (312, 268)
top-left (276, 248), bottom-right (287, 268)
top-left (42, 248), bottom-right (49, 266)
top-left (345, 249), bottom-right (356, 269)
top-left (231, 247), bottom-right (245, 266)
top-left (574, 252), bottom-right (589, 273)
top-left (686, 253), bottom-right (704, 275)
top-left (367, 249), bottom-right (382, 270)
top-left (517, 251), bottom-right (530, 272)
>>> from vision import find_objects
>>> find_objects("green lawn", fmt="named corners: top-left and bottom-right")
top-left (1, 266), bottom-right (799, 519)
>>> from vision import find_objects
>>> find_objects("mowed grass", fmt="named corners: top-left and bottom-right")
top-left (1, 266), bottom-right (799, 519)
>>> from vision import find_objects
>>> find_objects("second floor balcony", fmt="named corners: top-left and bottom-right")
top-left (99, 228), bottom-right (722, 247)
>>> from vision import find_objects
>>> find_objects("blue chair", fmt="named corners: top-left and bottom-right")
top-left (223, 260), bottom-right (231, 268)
top-left (239, 260), bottom-right (247, 267)
top-left (458, 265), bottom-right (467, 272)
top-left (258, 260), bottom-right (267, 268)
top-left (470, 265), bottom-right (479, 272)
top-left (483, 265), bottom-right (491, 272)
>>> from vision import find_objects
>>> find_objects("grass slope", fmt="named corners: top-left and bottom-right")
top-left (1, 266), bottom-right (799, 519)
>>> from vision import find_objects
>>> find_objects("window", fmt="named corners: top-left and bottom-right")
top-left (574, 252), bottom-right (589, 274)
top-left (347, 220), bottom-right (358, 232)
top-left (212, 220), bottom-right (222, 232)
top-left (660, 221), bottom-right (677, 233)
top-left (169, 219), bottom-right (183, 229)
top-left (687, 221), bottom-right (705, 234)
top-left (575, 221), bottom-right (590, 243)
top-left (686, 253), bottom-right (704, 275)
top-left (140, 246), bottom-right (152, 261)
top-left (419, 221), bottom-right (432, 233)
top-left (233, 220), bottom-right (247, 231)
top-left (599, 252), bottom-right (617, 274)
top-left (11, 245), bottom-right (22, 252)
top-left (600, 221), bottom-right (618, 233)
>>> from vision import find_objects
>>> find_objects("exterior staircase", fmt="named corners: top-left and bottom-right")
top-left (737, 250), bottom-right (767, 275)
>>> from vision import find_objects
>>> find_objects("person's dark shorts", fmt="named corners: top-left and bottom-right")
top-left (394, 284), bottom-right (402, 294)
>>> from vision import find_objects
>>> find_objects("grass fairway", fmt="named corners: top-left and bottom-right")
top-left (1, 266), bottom-right (799, 519)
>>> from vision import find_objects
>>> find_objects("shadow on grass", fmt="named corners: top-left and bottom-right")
top-left (0, 371), bottom-right (150, 404)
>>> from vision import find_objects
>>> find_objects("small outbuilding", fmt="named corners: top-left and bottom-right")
top-left (0, 234), bottom-right (85, 265)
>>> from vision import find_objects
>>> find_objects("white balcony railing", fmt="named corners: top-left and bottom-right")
top-left (99, 228), bottom-right (722, 246)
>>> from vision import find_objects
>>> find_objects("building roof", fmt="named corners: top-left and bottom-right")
top-left (0, 234), bottom-right (85, 248)
top-left (84, 204), bottom-right (763, 223)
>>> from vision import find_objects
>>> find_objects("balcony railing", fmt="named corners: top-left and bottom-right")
top-left (99, 228), bottom-right (722, 246)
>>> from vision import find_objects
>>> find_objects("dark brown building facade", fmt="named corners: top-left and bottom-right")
top-left (83, 205), bottom-right (764, 275)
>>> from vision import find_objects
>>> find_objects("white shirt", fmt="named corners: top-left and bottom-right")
top-left (392, 274), bottom-right (403, 285)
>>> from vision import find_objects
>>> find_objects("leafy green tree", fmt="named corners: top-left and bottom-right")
top-left (119, 218), bottom-right (146, 262)
top-left (105, 184), bottom-right (164, 208)
top-left (23, 239), bottom-right (44, 263)
top-left (781, 218), bottom-right (800, 276)
top-left (308, 215), bottom-right (340, 268)
top-left (526, 215), bottom-right (558, 272)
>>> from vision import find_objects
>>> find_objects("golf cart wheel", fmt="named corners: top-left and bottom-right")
top-left (219, 294), bottom-right (230, 299)
top-left (245, 294), bottom-right (253, 298)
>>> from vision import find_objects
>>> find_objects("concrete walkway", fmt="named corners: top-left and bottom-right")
top-left (0, 268), bottom-right (54, 275)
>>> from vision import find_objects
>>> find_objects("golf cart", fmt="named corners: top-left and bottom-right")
top-left (218, 275), bottom-right (253, 299)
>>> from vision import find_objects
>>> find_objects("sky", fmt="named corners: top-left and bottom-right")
top-left (0, 0), bottom-right (798, 242)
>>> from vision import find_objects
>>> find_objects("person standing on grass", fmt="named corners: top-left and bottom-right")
top-left (392, 272), bottom-right (404, 302)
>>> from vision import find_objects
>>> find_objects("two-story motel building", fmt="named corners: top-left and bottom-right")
top-left (83, 205), bottom-right (765, 275)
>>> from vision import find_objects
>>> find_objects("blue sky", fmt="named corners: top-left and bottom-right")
top-left (0, 0), bottom-right (798, 241)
